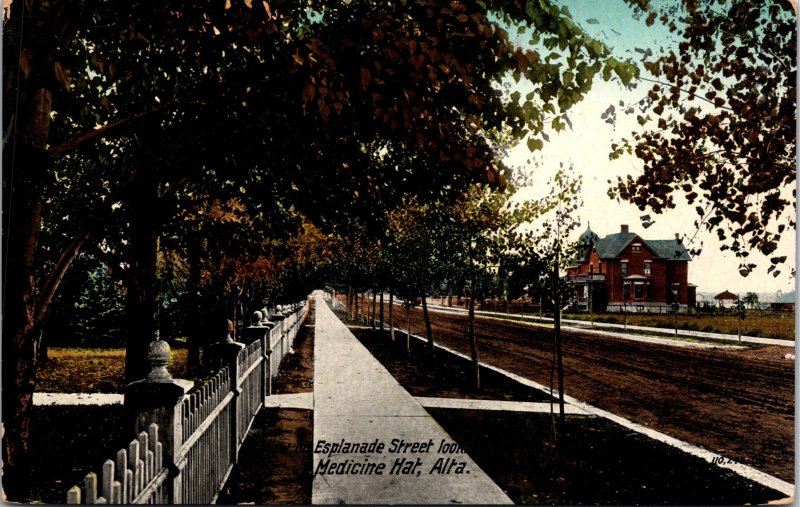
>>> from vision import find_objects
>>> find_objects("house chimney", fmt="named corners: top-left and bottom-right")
top-left (621, 224), bottom-right (629, 233)
top-left (675, 233), bottom-right (681, 243)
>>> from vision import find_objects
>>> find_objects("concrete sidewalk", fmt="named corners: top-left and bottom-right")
top-left (312, 294), bottom-right (513, 504)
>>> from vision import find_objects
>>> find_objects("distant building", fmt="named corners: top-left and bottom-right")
top-left (713, 290), bottom-right (738, 309)
top-left (770, 291), bottom-right (796, 313)
top-left (565, 224), bottom-right (695, 313)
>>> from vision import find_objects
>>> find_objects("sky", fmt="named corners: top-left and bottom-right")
top-left (503, 0), bottom-right (797, 296)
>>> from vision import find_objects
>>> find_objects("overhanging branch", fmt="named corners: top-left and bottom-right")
top-left (47, 98), bottom-right (181, 159)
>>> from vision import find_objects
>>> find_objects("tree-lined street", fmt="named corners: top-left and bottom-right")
top-left (361, 298), bottom-right (794, 482)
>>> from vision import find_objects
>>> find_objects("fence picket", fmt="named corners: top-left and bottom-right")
top-left (116, 449), bottom-right (128, 504)
top-left (137, 432), bottom-right (148, 486)
top-left (84, 472), bottom-right (98, 504)
top-left (124, 469), bottom-right (133, 504)
top-left (67, 485), bottom-right (81, 504)
top-left (111, 481), bottom-right (121, 504)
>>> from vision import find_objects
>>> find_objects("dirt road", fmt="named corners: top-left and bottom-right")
top-left (365, 301), bottom-right (794, 482)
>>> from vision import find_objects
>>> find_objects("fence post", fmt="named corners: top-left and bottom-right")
top-left (270, 310), bottom-right (287, 363)
top-left (243, 310), bottom-right (273, 401)
top-left (124, 339), bottom-right (193, 503)
top-left (209, 320), bottom-right (246, 463)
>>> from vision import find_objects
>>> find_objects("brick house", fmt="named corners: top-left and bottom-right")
top-left (565, 224), bottom-right (696, 313)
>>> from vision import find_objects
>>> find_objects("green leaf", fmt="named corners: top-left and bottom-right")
top-left (602, 64), bottom-right (612, 81)
top-left (588, 40), bottom-right (604, 58)
top-left (562, 70), bottom-right (574, 87)
top-left (527, 137), bottom-right (544, 151)
top-left (614, 63), bottom-right (635, 86)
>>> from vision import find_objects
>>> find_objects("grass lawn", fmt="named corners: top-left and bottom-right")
top-left (36, 347), bottom-right (189, 392)
top-left (561, 312), bottom-right (794, 340)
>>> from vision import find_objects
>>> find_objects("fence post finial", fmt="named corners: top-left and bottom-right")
top-left (225, 319), bottom-right (235, 344)
top-left (146, 339), bottom-right (172, 382)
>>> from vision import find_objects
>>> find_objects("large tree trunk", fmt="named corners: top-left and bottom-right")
top-left (123, 181), bottom-right (160, 382)
top-left (2, 46), bottom-right (53, 495)
top-left (420, 288), bottom-right (434, 358)
top-left (2, 166), bottom-right (44, 500)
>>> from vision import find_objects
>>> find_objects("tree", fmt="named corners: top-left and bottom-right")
top-left (39, 252), bottom-right (126, 360)
top-left (386, 200), bottom-right (444, 357)
top-left (743, 292), bottom-right (760, 310)
top-left (523, 166), bottom-right (584, 420)
top-left (610, 0), bottom-right (796, 277)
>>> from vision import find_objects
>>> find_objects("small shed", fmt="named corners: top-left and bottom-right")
top-left (770, 291), bottom-right (796, 314)
top-left (714, 290), bottom-right (738, 308)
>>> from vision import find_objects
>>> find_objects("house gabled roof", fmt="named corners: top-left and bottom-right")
top-left (773, 291), bottom-right (796, 304)
top-left (593, 232), bottom-right (690, 261)
top-left (594, 232), bottom-right (636, 258)
top-left (646, 239), bottom-right (692, 261)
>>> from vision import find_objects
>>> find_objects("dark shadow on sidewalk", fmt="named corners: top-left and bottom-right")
top-left (217, 300), bottom-right (315, 504)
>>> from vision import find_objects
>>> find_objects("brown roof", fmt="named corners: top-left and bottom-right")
top-left (714, 290), bottom-right (738, 300)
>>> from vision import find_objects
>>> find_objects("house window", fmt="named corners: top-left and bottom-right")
top-left (623, 285), bottom-right (630, 300)
top-left (621, 261), bottom-right (628, 276)
top-left (632, 243), bottom-right (641, 252)
top-left (634, 284), bottom-right (644, 299)
top-left (644, 261), bottom-right (651, 275)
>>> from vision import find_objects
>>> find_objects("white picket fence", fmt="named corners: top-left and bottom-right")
top-left (67, 424), bottom-right (168, 504)
top-left (66, 300), bottom-right (309, 504)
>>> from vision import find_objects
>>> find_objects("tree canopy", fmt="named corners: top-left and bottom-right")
top-left (609, 0), bottom-right (796, 277)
